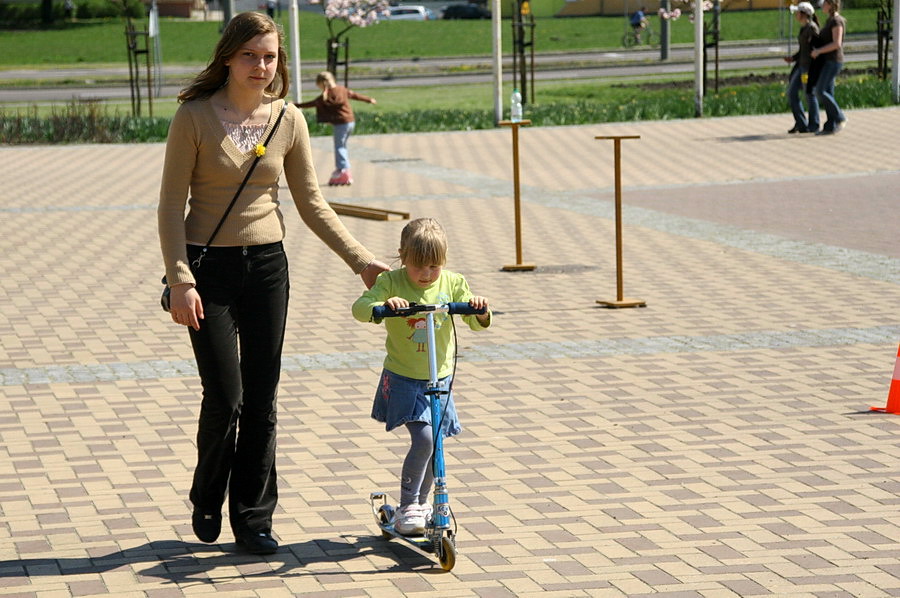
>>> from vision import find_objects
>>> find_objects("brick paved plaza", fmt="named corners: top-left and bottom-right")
top-left (1, 107), bottom-right (900, 596)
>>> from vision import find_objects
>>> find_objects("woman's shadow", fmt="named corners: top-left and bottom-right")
top-left (1, 536), bottom-right (438, 586)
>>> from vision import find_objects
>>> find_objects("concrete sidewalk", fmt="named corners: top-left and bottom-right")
top-left (1, 107), bottom-right (900, 597)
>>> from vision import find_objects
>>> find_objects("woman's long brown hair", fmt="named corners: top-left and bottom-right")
top-left (178, 12), bottom-right (289, 103)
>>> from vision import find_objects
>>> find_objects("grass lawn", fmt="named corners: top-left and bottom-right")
top-left (0, 8), bottom-right (878, 68)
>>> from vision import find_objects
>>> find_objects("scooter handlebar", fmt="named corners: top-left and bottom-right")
top-left (372, 302), bottom-right (486, 319)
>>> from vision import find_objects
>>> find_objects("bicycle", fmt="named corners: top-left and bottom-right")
top-left (622, 20), bottom-right (658, 48)
top-left (368, 301), bottom-right (486, 571)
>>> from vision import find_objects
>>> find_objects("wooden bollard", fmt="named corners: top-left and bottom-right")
top-left (499, 120), bottom-right (535, 272)
top-left (595, 135), bottom-right (645, 308)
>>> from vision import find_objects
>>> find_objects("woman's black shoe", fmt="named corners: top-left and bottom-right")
top-left (235, 530), bottom-right (279, 555)
top-left (191, 510), bottom-right (222, 543)
top-left (788, 126), bottom-right (804, 134)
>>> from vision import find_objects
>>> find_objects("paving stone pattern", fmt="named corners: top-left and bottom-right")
top-left (1, 108), bottom-right (900, 597)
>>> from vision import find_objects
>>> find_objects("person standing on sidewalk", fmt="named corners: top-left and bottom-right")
top-left (158, 12), bottom-right (388, 555)
top-left (784, 2), bottom-right (820, 133)
top-left (810, 0), bottom-right (847, 135)
top-left (295, 71), bottom-right (376, 186)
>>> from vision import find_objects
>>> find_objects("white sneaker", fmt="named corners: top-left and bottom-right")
top-left (393, 503), bottom-right (426, 536)
top-left (419, 502), bottom-right (433, 526)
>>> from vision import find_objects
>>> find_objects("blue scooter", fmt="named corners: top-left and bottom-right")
top-left (368, 302), bottom-right (485, 571)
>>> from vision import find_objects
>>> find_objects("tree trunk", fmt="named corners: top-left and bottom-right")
top-left (326, 37), bottom-right (340, 75)
top-left (41, 0), bottom-right (53, 24)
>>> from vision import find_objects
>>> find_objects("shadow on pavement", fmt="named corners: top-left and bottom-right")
top-left (714, 133), bottom-right (796, 142)
top-left (0, 536), bottom-right (437, 585)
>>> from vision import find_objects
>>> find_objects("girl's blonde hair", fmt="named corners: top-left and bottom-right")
top-left (315, 71), bottom-right (337, 87)
top-left (399, 218), bottom-right (448, 267)
top-left (178, 12), bottom-right (288, 103)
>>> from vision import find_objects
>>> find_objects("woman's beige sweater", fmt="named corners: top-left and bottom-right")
top-left (158, 97), bottom-right (374, 287)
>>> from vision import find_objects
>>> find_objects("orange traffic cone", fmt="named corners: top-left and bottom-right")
top-left (871, 343), bottom-right (900, 414)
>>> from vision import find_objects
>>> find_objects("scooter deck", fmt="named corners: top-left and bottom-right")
top-left (376, 522), bottom-right (436, 552)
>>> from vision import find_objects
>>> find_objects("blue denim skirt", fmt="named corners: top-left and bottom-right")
top-left (371, 369), bottom-right (461, 438)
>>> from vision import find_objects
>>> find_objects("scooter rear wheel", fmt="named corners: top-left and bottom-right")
top-left (378, 504), bottom-right (394, 539)
top-left (438, 536), bottom-right (456, 571)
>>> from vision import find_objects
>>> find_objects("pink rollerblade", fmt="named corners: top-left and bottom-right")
top-left (328, 169), bottom-right (352, 186)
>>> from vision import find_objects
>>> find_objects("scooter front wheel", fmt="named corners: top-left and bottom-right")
top-left (437, 535), bottom-right (456, 571)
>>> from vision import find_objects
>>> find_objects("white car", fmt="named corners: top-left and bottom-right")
top-left (385, 5), bottom-right (434, 20)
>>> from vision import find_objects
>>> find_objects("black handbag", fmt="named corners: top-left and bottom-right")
top-left (161, 103), bottom-right (286, 312)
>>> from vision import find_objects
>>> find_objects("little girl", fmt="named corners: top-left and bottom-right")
top-left (352, 218), bottom-right (491, 535)
top-left (295, 71), bottom-right (376, 186)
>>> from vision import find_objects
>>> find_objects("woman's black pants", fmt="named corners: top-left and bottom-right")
top-left (186, 242), bottom-right (289, 536)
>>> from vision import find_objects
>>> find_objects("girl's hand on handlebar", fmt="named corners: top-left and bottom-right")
top-left (469, 296), bottom-right (490, 325)
top-left (385, 297), bottom-right (410, 311)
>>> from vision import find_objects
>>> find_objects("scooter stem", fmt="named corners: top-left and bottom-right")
top-left (425, 312), bottom-right (451, 529)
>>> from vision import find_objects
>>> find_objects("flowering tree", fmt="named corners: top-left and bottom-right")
top-left (318, 0), bottom-right (390, 77)
top-left (661, 0), bottom-right (743, 97)
top-left (657, 6), bottom-right (682, 20)
top-left (660, 0), bottom-right (741, 22)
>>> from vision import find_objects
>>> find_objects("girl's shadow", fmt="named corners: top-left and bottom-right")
top-left (1, 536), bottom-right (437, 586)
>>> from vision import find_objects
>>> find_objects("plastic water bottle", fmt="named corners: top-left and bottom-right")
top-left (510, 88), bottom-right (523, 123)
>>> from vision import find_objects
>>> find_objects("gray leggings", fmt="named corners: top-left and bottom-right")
top-left (400, 422), bottom-right (434, 507)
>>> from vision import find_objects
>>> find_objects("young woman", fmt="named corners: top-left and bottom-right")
top-left (158, 12), bottom-right (388, 555)
top-left (810, 0), bottom-right (847, 135)
top-left (783, 2), bottom-right (820, 133)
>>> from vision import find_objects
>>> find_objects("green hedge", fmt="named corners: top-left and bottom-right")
top-left (1, 74), bottom-right (893, 144)
top-left (0, 0), bottom-right (143, 27)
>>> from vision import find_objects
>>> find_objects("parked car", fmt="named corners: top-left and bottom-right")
top-left (440, 3), bottom-right (490, 19)
top-left (385, 5), bottom-right (434, 20)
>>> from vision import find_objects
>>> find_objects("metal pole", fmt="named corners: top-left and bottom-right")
top-left (779, 0), bottom-right (785, 40)
top-left (788, 6), bottom-right (793, 58)
top-left (893, 0), bottom-right (900, 102)
top-left (125, 21), bottom-right (137, 116)
top-left (529, 16), bottom-right (535, 104)
top-left (223, 0), bottom-right (233, 28)
top-left (694, 0), bottom-right (704, 116)
top-left (516, 1), bottom-right (526, 101)
top-left (150, 0), bottom-right (161, 98)
top-left (660, 0), bottom-right (670, 60)
top-left (492, 0), bottom-right (502, 122)
top-left (343, 39), bottom-right (349, 87)
top-left (288, 0), bottom-right (302, 102)
top-left (145, 29), bottom-right (153, 118)
top-left (714, 0), bottom-right (720, 94)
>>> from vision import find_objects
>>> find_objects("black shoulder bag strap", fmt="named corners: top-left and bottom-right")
top-left (191, 101), bottom-right (287, 270)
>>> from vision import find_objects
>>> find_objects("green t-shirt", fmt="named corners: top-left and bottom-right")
top-left (352, 268), bottom-right (490, 379)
